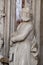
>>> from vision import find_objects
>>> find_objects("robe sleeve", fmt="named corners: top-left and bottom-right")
top-left (11, 24), bottom-right (33, 42)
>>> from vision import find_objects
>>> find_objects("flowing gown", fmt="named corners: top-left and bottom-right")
top-left (9, 22), bottom-right (38, 65)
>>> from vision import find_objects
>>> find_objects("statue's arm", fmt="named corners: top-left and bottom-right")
top-left (11, 24), bottom-right (33, 42)
top-left (10, 31), bottom-right (18, 46)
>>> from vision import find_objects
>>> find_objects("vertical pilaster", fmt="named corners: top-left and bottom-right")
top-left (10, 0), bottom-right (16, 33)
top-left (35, 0), bottom-right (41, 54)
top-left (3, 0), bottom-right (10, 65)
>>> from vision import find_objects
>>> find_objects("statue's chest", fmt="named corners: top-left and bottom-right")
top-left (17, 23), bottom-right (27, 33)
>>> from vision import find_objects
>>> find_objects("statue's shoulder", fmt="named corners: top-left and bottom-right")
top-left (21, 22), bottom-right (33, 33)
top-left (17, 23), bottom-right (22, 30)
top-left (17, 22), bottom-right (33, 31)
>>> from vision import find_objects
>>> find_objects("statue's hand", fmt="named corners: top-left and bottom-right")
top-left (10, 37), bottom-right (16, 43)
top-left (10, 37), bottom-right (16, 47)
top-left (10, 40), bottom-right (13, 47)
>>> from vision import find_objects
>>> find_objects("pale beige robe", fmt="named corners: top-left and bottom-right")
top-left (9, 22), bottom-right (38, 65)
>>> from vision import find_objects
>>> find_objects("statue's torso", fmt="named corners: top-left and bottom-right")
top-left (17, 22), bottom-right (34, 42)
top-left (9, 22), bottom-right (38, 65)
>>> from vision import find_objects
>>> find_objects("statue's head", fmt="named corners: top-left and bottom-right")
top-left (20, 6), bottom-right (31, 21)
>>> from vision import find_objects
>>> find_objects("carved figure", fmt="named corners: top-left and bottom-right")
top-left (9, 6), bottom-right (38, 65)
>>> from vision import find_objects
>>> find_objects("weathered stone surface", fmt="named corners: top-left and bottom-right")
top-left (0, 0), bottom-right (4, 65)
top-left (9, 6), bottom-right (38, 65)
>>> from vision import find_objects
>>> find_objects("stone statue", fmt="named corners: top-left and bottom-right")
top-left (9, 6), bottom-right (38, 65)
